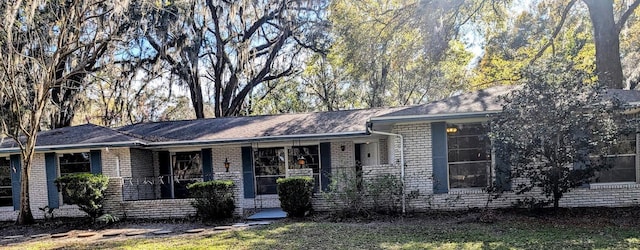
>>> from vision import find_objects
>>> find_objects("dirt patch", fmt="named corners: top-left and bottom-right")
top-left (0, 216), bottom-right (239, 247)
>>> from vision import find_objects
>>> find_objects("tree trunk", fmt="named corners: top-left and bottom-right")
top-left (50, 105), bottom-right (74, 129)
top-left (187, 78), bottom-right (205, 119)
top-left (583, 0), bottom-right (624, 89)
top-left (17, 149), bottom-right (34, 225)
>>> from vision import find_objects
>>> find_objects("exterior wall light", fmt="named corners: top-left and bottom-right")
top-left (446, 127), bottom-right (458, 134)
top-left (224, 158), bottom-right (230, 172)
top-left (297, 155), bottom-right (306, 166)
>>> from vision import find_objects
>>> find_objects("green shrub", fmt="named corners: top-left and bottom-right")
top-left (187, 180), bottom-right (235, 220)
top-left (367, 174), bottom-right (403, 215)
top-left (55, 173), bottom-right (109, 219)
top-left (277, 177), bottom-right (314, 217)
top-left (322, 171), bottom-right (369, 218)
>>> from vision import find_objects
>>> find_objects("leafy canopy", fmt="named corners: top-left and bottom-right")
top-left (55, 173), bottom-right (110, 219)
top-left (490, 59), bottom-right (627, 209)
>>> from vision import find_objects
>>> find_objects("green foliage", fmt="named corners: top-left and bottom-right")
top-left (248, 78), bottom-right (311, 115)
top-left (472, 1), bottom-right (597, 87)
top-left (55, 173), bottom-right (109, 219)
top-left (322, 170), bottom-right (368, 218)
top-left (276, 177), bottom-right (314, 217)
top-left (328, 0), bottom-right (474, 108)
top-left (323, 171), bottom-right (407, 217)
top-left (366, 174), bottom-right (403, 215)
top-left (96, 213), bottom-right (120, 225)
top-left (187, 180), bottom-right (235, 220)
top-left (490, 59), bottom-right (626, 209)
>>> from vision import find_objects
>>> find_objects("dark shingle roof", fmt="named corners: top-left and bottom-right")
top-left (117, 107), bottom-right (405, 142)
top-left (377, 85), bottom-right (515, 118)
top-left (0, 124), bottom-right (145, 149)
top-left (377, 86), bottom-right (640, 119)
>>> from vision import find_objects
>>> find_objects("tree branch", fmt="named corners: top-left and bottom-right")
top-left (616, 0), bottom-right (640, 33)
top-left (530, 0), bottom-right (577, 65)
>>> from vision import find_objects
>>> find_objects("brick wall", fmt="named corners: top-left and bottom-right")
top-left (287, 168), bottom-right (313, 177)
top-left (29, 153), bottom-right (49, 217)
top-left (212, 146), bottom-right (242, 173)
top-left (379, 138), bottom-right (389, 164)
top-left (244, 194), bottom-right (280, 209)
top-left (391, 123), bottom-right (433, 210)
top-left (120, 199), bottom-right (196, 219)
top-left (0, 207), bottom-right (17, 221)
top-left (128, 149), bottom-right (155, 200)
top-left (130, 149), bottom-right (154, 177)
top-left (101, 148), bottom-right (130, 177)
top-left (383, 122), bottom-right (640, 211)
top-left (214, 171), bottom-right (243, 215)
top-left (331, 141), bottom-right (355, 170)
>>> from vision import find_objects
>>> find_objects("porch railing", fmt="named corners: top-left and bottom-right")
top-left (122, 174), bottom-right (213, 201)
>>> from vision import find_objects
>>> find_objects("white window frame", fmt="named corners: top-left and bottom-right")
top-left (57, 151), bottom-right (91, 205)
top-left (446, 122), bottom-right (492, 190)
top-left (252, 142), bottom-right (322, 195)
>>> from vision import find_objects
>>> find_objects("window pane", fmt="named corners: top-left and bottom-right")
top-left (610, 133), bottom-right (636, 155)
top-left (596, 156), bottom-right (636, 183)
top-left (256, 176), bottom-right (280, 195)
top-left (173, 152), bottom-right (202, 180)
top-left (447, 123), bottom-right (491, 188)
top-left (449, 162), bottom-right (490, 188)
top-left (170, 152), bottom-right (202, 199)
top-left (59, 153), bottom-right (90, 175)
top-left (0, 158), bottom-right (11, 207)
top-left (255, 148), bottom-right (286, 195)
top-left (288, 145), bottom-right (321, 191)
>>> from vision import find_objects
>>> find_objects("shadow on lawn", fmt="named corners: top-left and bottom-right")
top-left (54, 220), bottom-right (640, 250)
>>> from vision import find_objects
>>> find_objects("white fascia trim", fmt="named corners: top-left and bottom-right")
top-left (0, 141), bottom-right (145, 154)
top-left (144, 131), bottom-right (368, 148)
top-left (369, 110), bottom-right (500, 122)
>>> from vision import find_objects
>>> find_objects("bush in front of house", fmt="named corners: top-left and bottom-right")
top-left (322, 171), bottom-right (369, 218)
top-left (277, 177), bottom-right (314, 217)
top-left (490, 60), bottom-right (627, 210)
top-left (187, 180), bottom-right (235, 220)
top-left (367, 173), bottom-right (403, 215)
top-left (55, 173), bottom-right (109, 219)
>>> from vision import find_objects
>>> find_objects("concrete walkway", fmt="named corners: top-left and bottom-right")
top-left (247, 208), bottom-right (287, 220)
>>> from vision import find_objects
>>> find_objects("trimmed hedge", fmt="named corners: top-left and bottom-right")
top-left (277, 177), bottom-right (314, 217)
top-left (187, 180), bottom-right (235, 220)
top-left (55, 173), bottom-right (109, 219)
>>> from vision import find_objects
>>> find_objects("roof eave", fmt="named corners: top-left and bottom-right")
top-left (0, 141), bottom-right (146, 154)
top-left (144, 131), bottom-right (369, 149)
top-left (369, 110), bottom-right (500, 125)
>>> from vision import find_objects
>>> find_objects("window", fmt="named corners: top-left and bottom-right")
top-left (172, 152), bottom-right (201, 198)
top-left (254, 148), bottom-right (286, 195)
top-left (447, 123), bottom-right (491, 188)
top-left (58, 153), bottom-right (91, 204)
top-left (59, 153), bottom-right (91, 175)
top-left (595, 133), bottom-right (637, 183)
top-left (289, 145), bottom-right (320, 192)
top-left (0, 158), bottom-right (11, 207)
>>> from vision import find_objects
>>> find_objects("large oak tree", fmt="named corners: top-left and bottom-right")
top-left (123, 0), bottom-right (329, 118)
top-left (0, 0), bottom-right (129, 224)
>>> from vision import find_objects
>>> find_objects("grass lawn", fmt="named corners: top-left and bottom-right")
top-left (6, 214), bottom-right (640, 250)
